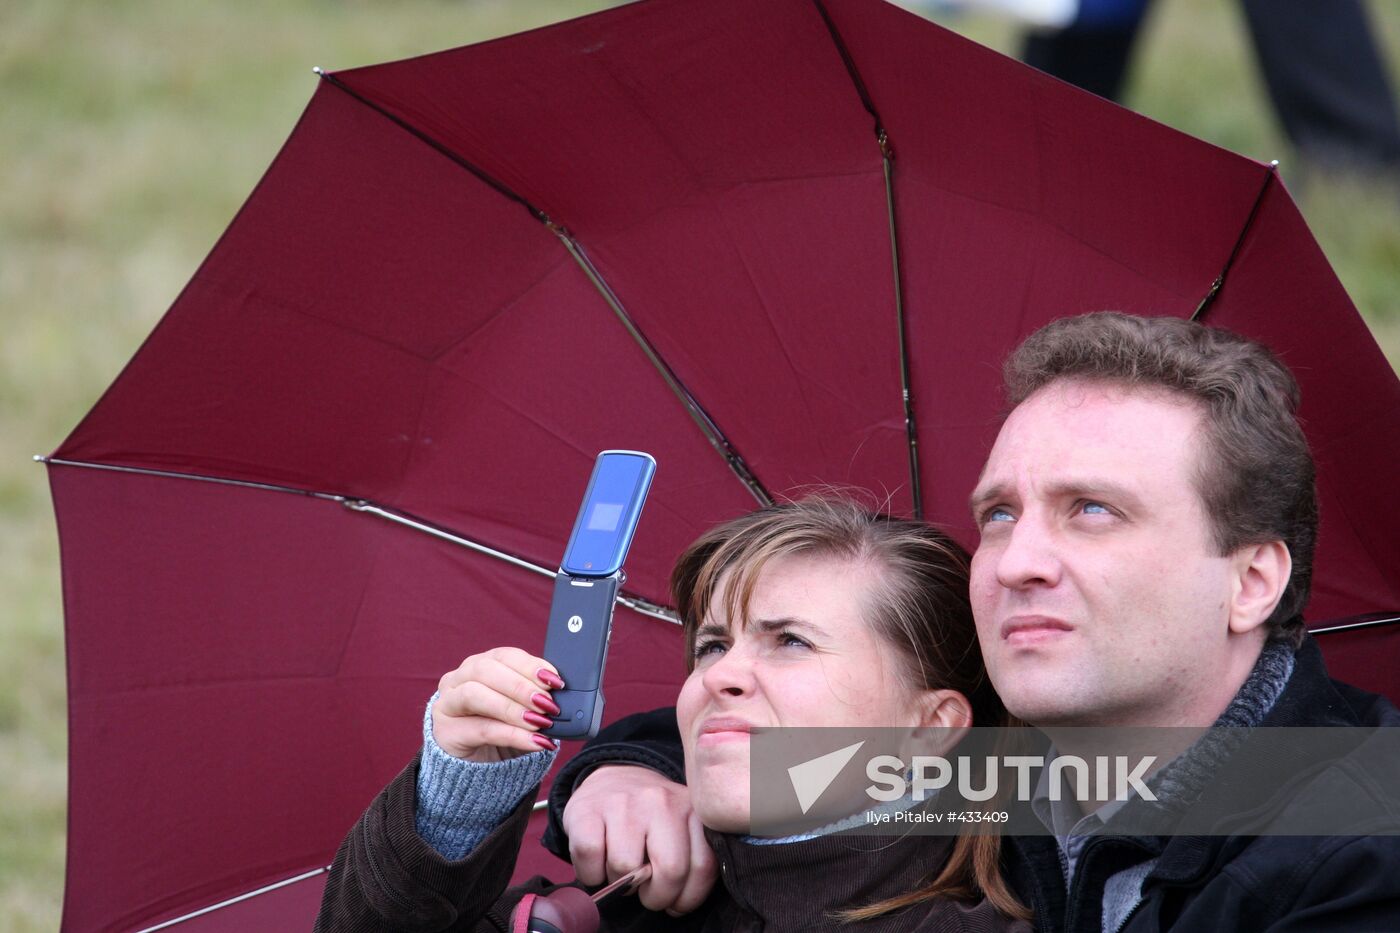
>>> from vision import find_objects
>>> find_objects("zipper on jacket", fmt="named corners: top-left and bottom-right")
top-left (1065, 836), bottom-right (1156, 933)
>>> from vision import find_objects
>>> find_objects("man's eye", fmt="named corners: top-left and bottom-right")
top-left (1079, 501), bottom-right (1111, 515)
top-left (983, 506), bottom-right (1015, 524)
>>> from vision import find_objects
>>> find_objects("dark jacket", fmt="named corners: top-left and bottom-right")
top-left (316, 751), bottom-right (1030, 932)
top-left (1008, 637), bottom-right (1400, 933)
top-left (543, 638), bottom-right (1400, 932)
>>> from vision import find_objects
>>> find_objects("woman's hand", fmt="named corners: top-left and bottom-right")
top-left (432, 647), bottom-right (565, 763)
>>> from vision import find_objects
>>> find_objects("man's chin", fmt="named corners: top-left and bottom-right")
top-left (999, 678), bottom-right (1093, 725)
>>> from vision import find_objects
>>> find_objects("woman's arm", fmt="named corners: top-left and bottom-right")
top-left (416, 691), bottom-right (556, 859)
top-left (316, 648), bottom-right (568, 930)
top-left (315, 752), bottom-right (544, 932)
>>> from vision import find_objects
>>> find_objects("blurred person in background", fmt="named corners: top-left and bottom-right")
top-left (934, 0), bottom-right (1400, 179)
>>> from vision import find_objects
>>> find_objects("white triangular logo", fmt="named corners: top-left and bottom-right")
top-left (787, 741), bottom-right (865, 814)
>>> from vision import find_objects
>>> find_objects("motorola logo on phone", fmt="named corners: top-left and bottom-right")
top-left (567, 615), bottom-right (583, 633)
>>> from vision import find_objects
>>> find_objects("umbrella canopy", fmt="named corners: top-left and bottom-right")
top-left (46, 0), bottom-right (1400, 928)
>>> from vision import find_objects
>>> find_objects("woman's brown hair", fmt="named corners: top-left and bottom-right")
top-left (670, 495), bottom-right (1029, 922)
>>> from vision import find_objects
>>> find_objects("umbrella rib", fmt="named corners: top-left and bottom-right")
top-left (133, 866), bottom-right (330, 932)
top-left (811, 0), bottom-right (881, 136)
top-left (812, 0), bottom-right (923, 518)
top-left (315, 71), bottom-right (773, 509)
top-left (1191, 162), bottom-right (1278, 322)
top-left (881, 140), bottom-right (922, 520)
top-left (36, 457), bottom-right (680, 624)
top-left (548, 230), bottom-right (773, 508)
top-left (343, 499), bottom-right (681, 624)
top-left (315, 70), bottom-right (549, 224)
top-left (36, 456), bottom-right (348, 501)
top-left (1309, 612), bottom-right (1400, 636)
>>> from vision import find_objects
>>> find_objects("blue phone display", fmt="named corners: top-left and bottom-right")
top-left (560, 451), bottom-right (655, 577)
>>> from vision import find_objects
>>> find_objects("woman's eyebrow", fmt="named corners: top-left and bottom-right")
top-left (695, 622), bottom-right (729, 640)
top-left (753, 617), bottom-right (823, 636)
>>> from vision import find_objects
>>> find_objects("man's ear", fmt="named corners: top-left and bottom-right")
top-left (1228, 540), bottom-right (1291, 636)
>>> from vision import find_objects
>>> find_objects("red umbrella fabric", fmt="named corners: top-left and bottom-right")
top-left (45, 0), bottom-right (1400, 928)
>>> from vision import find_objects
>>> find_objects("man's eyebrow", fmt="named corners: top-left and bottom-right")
top-left (968, 479), bottom-right (1145, 517)
top-left (1046, 479), bottom-right (1144, 509)
top-left (968, 483), bottom-right (1007, 518)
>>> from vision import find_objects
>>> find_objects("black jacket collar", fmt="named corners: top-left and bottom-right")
top-left (707, 828), bottom-right (953, 924)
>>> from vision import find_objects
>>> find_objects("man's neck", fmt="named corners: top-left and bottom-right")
top-left (1050, 637), bottom-right (1291, 817)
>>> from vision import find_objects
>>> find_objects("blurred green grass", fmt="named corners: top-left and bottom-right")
top-left (2, 0), bottom-right (1397, 927)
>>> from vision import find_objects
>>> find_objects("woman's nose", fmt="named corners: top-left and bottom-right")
top-left (701, 643), bottom-right (755, 699)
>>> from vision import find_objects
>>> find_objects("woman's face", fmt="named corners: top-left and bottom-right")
top-left (676, 553), bottom-right (934, 833)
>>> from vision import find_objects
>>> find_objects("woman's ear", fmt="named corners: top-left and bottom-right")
top-left (905, 689), bottom-right (972, 758)
top-left (919, 688), bottom-right (972, 729)
top-left (922, 687), bottom-right (972, 731)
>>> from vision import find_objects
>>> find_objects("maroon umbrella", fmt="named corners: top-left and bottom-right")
top-left (44, 0), bottom-right (1400, 928)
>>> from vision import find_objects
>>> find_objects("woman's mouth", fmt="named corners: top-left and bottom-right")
top-left (697, 716), bottom-right (754, 745)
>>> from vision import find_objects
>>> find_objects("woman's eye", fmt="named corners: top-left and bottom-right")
top-left (778, 632), bottom-right (811, 650)
top-left (693, 640), bottom-right (726, 660)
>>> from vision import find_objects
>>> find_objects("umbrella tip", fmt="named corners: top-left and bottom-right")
top-left (32, 454), bottom-right (47, 463)
top-left (1269, 159), bottom-right (1280, 168)
top-left (312, 66), bottom-right (325, 76)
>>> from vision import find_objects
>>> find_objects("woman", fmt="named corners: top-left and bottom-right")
top-left (317, 497), bottom-right (1031, 931)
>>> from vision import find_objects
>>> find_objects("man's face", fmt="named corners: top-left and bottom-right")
top-left (969, 380), bottom-right (1239, 728)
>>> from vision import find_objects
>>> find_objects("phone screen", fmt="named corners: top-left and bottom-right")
top-left (585, 502), bottom-right (624, 532)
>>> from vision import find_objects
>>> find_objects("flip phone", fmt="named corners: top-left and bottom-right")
top-left (543, 451), bottom-right (655, 739)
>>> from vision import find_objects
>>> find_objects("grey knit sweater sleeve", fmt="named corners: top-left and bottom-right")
top-left (414, 691), bottom-right (557, 860)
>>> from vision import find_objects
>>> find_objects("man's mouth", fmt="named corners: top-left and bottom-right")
top-left (1001, 615), bottom-right (1074, 646)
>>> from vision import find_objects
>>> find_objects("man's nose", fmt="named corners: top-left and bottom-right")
top-left (701, 643), bottom-right (756, 699)
top-left (995, 515), bottom-right (1062, 590)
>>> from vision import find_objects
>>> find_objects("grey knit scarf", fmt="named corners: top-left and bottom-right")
top-left (1144, 640), bottom-right (1296, 811)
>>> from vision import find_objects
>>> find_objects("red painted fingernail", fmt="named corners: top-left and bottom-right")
top-left (532, 734), bottom-right (557, 751)
top-left (532, 692), bottom-right (562, 716)
top-left (523, 710), bottom-right (553, 729)
top-left (538, 669), bottom-right (565, 690)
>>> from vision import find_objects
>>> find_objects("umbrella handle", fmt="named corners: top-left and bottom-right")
top-left (512, 865), bottom-right (651, 933)
top-left (515, 888), bottom-right (600, 933)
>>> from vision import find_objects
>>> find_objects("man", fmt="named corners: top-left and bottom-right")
top-left (543, 312), bottom-right (1400, 931)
